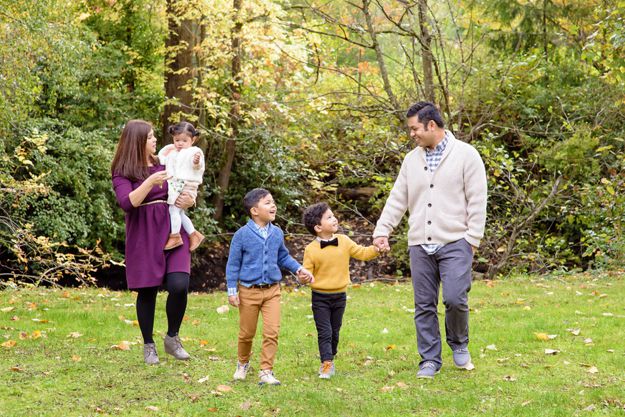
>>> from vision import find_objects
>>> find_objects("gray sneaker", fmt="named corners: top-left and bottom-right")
top-left (163, 335), bottom-right (190, 360)
top-left (143, 343), bottom-right (159, 365)
top-left (417, 361), bottom-right (440, 379)
top-left (453, 348), bottom-right (474, 370)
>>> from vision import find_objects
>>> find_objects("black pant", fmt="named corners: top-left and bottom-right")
top-left (312, 291), bottom-right (347, 362)
top-left (136, 272), bottom-right (190, 344)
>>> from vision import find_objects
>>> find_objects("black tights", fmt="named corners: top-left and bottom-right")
top-left (135, 272), bottom-right (190, 344)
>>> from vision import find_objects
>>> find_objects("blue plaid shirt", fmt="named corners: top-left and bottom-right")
top-left (422, 132), bottom-right (450, 255)
top-left (255, 223), bottom-right (268, 239)
top-left (424, 132), bottom-right (449, 172)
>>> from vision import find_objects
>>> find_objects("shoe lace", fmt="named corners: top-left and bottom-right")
top-left (321, 362), bottom-right (333, 373)
top-left (422, 361), bottom-right (437, 370)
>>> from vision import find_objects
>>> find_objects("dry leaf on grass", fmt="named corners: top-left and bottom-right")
top-left (486, 344), bottom-right (497, 351)
top-left (67, 332), bottom-right (82, 338)
top-left (535, 333), bottom-right (557, 341)
top-left (385, 344), bottom-right (396, 351)
top-left (544, 349), bottom-right (560, 355)
top-left (1, 307), bottom-right (15, 312)
top-left (587, 366), bottom-right (599, 374)
top-left (110, 341), bottom-right (131, 351)
top-left (216, 305), bottom-right (229, 314)
top-left (503, 375), bottom-right (517, 381)
top-left (71, 355), bottom-right (81, 362)
top-left (216, 384), bottom-right (232, 393)
top-left (2, 340), bottom-right (16, 348)
top-left (567, 328), bottom-right (581, 336)
top-left (198, 376), bottom-right (210, 383)
top-left (145, 406), bottom-right (159, 412)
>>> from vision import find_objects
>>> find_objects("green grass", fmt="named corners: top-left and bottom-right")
top-left (1, 272), bottom-right (625, 416)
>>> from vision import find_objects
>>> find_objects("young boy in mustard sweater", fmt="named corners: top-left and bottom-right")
top-left (301, 202), bottom-right (379, 379)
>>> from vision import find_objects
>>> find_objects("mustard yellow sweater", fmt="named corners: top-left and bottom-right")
top-left (303, 234), bottom-right (379, 293)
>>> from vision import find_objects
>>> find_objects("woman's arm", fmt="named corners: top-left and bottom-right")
top-left (128, 170), bottom-right (169, 208)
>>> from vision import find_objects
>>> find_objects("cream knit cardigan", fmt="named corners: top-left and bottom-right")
top-left (373, 131), bottom-right (487, 247)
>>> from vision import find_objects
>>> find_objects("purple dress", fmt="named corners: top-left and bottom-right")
top-left (112, 165), bottom-right (191, 289)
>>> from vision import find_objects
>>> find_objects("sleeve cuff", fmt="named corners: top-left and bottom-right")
top-left (227, 287), bottom-right (238, 297)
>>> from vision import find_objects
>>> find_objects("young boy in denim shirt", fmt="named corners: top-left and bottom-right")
top-left (301, 202), bottom-right (379, 379)
top-left (226, 188), bottom-right (314, 385)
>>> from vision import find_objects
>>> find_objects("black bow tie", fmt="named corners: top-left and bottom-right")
top-left (320, 237), bottom-right (339, 249)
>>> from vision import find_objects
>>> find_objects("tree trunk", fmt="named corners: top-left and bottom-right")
top-left (161, 0), bottom-right (195, 147)
top-left (213, 0), bottom-right (243, 221)
top-left (362, 0), bottom-right (401, 121)
top-left (417, 0), bottom-right (434, 102)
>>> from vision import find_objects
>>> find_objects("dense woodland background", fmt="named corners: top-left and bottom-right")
top-left (1, 0), bottom-right (624, 289)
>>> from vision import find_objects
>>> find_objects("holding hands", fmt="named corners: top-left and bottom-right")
top-left (373, 236), bottom-right (391, 253)
top-left (297, 267), bottom-right (315, 284)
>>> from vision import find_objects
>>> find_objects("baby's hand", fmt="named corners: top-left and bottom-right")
top-left (228, 295), bottom-right (240, 308)
top-left (193, 152), bottom-right (201, 165)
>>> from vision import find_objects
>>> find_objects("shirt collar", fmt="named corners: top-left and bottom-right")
top-left (426, 132), bottom-right (449, 155)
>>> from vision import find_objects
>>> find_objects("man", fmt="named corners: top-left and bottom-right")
top-left (373, 102), bottom-right (487, 378)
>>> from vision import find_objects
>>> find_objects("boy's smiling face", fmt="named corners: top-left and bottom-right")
top-left (315, 209), bottom-right (339, 236)
top-left (250, 193), bottom-right (277, 224)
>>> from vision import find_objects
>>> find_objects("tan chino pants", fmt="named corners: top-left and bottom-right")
top-left (237, 283), bottom-right (281, 370)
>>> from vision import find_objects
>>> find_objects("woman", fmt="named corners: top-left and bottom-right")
top-left (111, 119), bottom-right (195, 364)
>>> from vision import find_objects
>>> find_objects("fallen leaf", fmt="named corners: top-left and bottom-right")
top-left (385, 344), bottom-right (396, 351)
top-left (198, 376), bottom-right (210, 383)
top-left (240, 401), bottom-right (252, 411)
top-left (544, 349), bottom-right (560, 355)
top-left (2, 340), bottom-right (16, 348)
top-left (588, 366), bottom-right (599, 374)
top-left (111, 341), bottom-right (131, 351)
top-left (535, 333), bottom-right (550, 341)
top-left (584, 405), bottom-right (596, 411)
top-left (584, 338), bottom-right (593, 344)
top-left (10, 366), bottom-right (23, 372)
top-left (199, 340), bottom-right (209, 346)
top-left (567, 328), bottom-right (581, 336)
top-left (19, 332), bottom-right (29, 340)
top-left (31, 318), bottom-right (49, 323)
top-left (486, 344), bottom-right (497, 351)
top-left (192, 319), bottom-right (201, 326)
top-left (31, 330), bottom-right (42, 339)
top-left (607, 349), bottom-right (614, 353)
top-left (523, 306), bottom-right (532, 311)
top-left (71, 355), bottom-right (81, 362)
top-left (10, 316), bottom-right (19, 321)
top-left (1, 307), bottom-right (15, 312)
top-left (145, 406), bottom-right (159, 412)
top-left (521, 400), bottom-right (532, 407)
top-left (67, 332), bottom-right (83, 338)
top-left (207, 408), bottom-right (218, 412)
top-left (26, 302), bottom-right (37, 311)
top-left (602, 312), bottom-right (613, 317)
top-left (216, 305), bottom-right (229, 314)
top-left (381, 328), bottom-right (389, 334)
top-left (503, 375), bottom-right (517, 381)
top-left (216, 384), bottom-right (232, 393)
top-left (396, 382), bottom-right (408, 388)
top-left (380, 386), bottom-right (394, 392)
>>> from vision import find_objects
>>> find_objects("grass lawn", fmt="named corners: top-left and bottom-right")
top-left (1, 272), bottom-right (625, 416)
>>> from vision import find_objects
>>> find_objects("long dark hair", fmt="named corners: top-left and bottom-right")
top-left (111, 120), bottom-right (158, 180)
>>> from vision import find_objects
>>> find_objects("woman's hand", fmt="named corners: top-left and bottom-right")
top-left (146, 170), bottom-right (170, 188)
top-left (175, 192), bottom-right (195, 209)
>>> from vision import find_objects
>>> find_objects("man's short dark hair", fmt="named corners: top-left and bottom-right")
top-left (406, 102), bottom-right (444, 128)
top-left (243, 188), bottom-right (271, 216)
top-left (302, 202), bottom-right (330, 236)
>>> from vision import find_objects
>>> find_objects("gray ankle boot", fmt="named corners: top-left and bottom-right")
top-left (143, 343), bottom-right (159, 365)
top-left (163, 335), bottom-right (190, 360)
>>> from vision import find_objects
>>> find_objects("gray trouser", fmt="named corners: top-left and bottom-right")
top-left (409, 239), bottom-right (473, 367)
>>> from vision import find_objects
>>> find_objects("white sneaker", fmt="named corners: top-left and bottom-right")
top-left (319, 361), bottom-right (335, 379)
top-left (233, 361), bottom-right (250, 380)
top-left (258, 369), bottom-right (281, 385)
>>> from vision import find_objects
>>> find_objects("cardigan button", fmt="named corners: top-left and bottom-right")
top-left (427, 237), bottom-right (432, 241)
top-left (427, 203), bottom-right (432, 207)
top-left (430, 184), bottom-right (434, 188)
top-left (427, 221), bottom-right (432, 225)
top-left (424, 166), bottom-right (428, 171)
